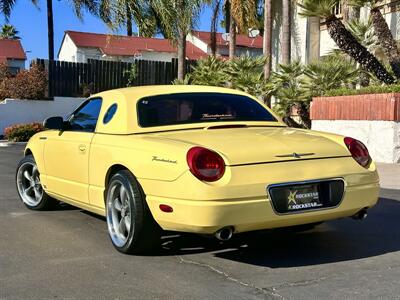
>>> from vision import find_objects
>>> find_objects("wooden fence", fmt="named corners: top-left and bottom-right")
top-left (34, 58), bottom-right (195, 98)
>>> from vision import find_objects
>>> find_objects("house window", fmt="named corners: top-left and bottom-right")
top-left (8, 67), bottom-right (20, 75)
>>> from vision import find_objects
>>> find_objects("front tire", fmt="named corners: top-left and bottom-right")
top-left (106, 170), bottom-right (161, 254)
top-left (16, 155), bottom-right (57, 210)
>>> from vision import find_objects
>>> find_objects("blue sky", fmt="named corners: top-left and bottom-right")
top-left (3, 1), bottom-right (218, 62)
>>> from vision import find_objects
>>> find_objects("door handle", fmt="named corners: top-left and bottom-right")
top-left (78, 144), bottom-right (86, 153)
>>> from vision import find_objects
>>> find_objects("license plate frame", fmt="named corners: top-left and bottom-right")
top-left (267, 179), bottom-right (345, 215)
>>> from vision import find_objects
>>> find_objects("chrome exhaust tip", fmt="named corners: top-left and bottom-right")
top-left (352, 208), bottom-right (368, 220)
top-left (215, 226), bottom-right (234, 241)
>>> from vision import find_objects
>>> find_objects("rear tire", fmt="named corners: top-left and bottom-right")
top-left (16, 155), bottom-right (58, 210)
top-left (106, 170), bottom-right (161, 254)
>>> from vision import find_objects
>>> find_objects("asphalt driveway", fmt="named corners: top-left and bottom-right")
top-left (1, 144), bottom-right (400, 299)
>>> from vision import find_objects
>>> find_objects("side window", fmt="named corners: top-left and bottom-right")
top-left (103, 103), bottom-right (118, 124)
top-left (68, 98), bottom-right (102, 132)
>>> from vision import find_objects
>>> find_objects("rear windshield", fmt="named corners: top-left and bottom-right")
top-left (137, 93), bottom-right (277, 127)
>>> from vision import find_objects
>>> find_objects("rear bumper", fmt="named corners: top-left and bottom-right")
top-left (146, 182), bottom-right (380, 234)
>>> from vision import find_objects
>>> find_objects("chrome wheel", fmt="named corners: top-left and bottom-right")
top-left (107, 181), bottom-right (133, 248)
top-left (16, 162), bottom-right (43, 207)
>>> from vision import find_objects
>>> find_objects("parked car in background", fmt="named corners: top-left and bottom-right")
top-left (16, 86), bottom-right (380, 254)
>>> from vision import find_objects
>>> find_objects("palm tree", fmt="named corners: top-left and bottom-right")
top-left (263, 0), bottom-right (272, 79)
top-left (298, 0), bottom-right (394, 84)
top-left (349, 0), bottom-right (400, 80)
top-left (126, 1), bottom-right (133, 36)
top-left (304, 56), bottom-right (358, 95)
top-left (281, 0), bottom-right (291, 64)
top-left (345, 18), bottom-right (378, 86)
top-left (0, 24), bottom-right (20, 39)
top-left (0, 0), bottom-right (98, 60)
top-left (224, 0), bottom-right (257, 59)
top-left (209, 0), bottom-right (222, 56)
top-left (150, 0), bottom-right (203, 80)
top-left (101, 0), bottom-right (157, 37)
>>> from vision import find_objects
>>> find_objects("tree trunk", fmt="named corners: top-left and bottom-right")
top-left (281, 0), bottom-right (291, 64)
top-left (47, 0), bottom-right (54, 60)
top-left (126, 1), bottom-right (133, 36)
top-left (224, 0), bottom-right (230, 33)
top-left (177, 30), bottom-right (186, 80)
top-left (210, 0), bottom-right (221, 56)
top-left (263, 0), bottom-right (272, 80)
top-left (229, 13), bottom-right (236, 59)
top-left (327, 17), bottom-right (394, 84)
top-left (370, 7), bottom-right (400, 80)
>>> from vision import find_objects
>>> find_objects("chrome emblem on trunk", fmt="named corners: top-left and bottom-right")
top-left (276, 152), bottom-right (315, 158)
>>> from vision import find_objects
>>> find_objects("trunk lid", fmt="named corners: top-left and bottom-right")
top-left (151, 127), bottom-right (350, 165)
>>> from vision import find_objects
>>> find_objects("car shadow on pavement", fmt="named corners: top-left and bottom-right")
top-left (158, 197), bottom-right (400, 268)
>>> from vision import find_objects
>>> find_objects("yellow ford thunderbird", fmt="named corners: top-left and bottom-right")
top-left (16, 86), bottom-right (380, 254)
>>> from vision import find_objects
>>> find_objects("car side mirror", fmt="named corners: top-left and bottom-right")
top-left (43, 116), bottom-right (64, 130)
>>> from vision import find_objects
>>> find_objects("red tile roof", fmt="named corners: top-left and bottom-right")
top-left (191, 30), bottom-right (263, 49)
top-left (65, 31), bottom-right (208, 60)
top-left (0, 39), bottom-right (26, 60)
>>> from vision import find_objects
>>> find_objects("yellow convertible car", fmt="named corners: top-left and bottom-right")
top-left (16, 86), bottom-right (380, 254)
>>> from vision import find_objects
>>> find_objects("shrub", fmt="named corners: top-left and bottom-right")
top-left (323, 84), bottom-right (400, 97)
top-left (174, 55), bottom-right (270, 99)
top-left (0, 64), bottom-right (47, 100)
top-left (4, 123), bottom-right (44, 142)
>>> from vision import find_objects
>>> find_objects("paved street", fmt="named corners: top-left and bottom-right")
top-left (1, 144), bottom-right (400, 299)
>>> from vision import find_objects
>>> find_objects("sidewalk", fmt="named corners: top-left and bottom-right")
top-left (377, 163), bottom-right (400, 190)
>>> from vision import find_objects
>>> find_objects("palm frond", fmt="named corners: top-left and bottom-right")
top-left (230, 0), bottom-right (257, 32)
top-left (0, 0), bottom-right (16, 20)
top-left (304, 56), bottom-right (358, 96)
top-left (297, 0), bottom-right (339, 19)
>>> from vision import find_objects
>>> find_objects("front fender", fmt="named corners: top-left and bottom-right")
top-left (24, 132), bottom-right (47, 175)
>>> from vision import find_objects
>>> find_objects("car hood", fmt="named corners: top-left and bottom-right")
top-left (151, 127), bottom-right (350, 166)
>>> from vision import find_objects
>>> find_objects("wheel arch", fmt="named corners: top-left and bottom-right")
top-left (24, 148), bottom-right (33, 156)
top-left (105, 164), bottom-right (128, 187)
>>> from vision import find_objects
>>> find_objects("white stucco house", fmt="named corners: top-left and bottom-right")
top-left (187, 30), bottom-right (263, 58)
top-left (58, 30), bottom-right (266, 63)
top-left (276, 1), bottom-right (400, 68)
top-left (58, 31), bottom-right (210, 63)
top-left (0, 39), bottom-right (26, 74)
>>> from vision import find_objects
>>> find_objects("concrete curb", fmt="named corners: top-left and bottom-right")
top-left (0, 141), bottom-right (27, 147)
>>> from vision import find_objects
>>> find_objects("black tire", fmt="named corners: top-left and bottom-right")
top-left (105, 170), bottom-right (161, 254)
top-left (15, 155), bottom-right (58, 210)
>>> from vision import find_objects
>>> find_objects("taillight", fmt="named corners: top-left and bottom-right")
top-left (186, 147), bottom-right (225, 182)
top-left (344, 137), bottom-right (371, 168)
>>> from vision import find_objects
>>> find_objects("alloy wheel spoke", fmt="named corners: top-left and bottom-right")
top-left (24, 170), bottom-right (32, 182)
top-left (119, 185), bottom-right (127, 204)
top-left (124, 214), bottom-right (131, 231)
top-left (33, 187), bottom-right (41, 200)
top-left (24, 186), bottom-right (34, 195)
top-left (32, 166), bottom-right (39, 179)
top-left (118, 217), bottom-right (126, 236)
top-left (113, 198), bottom-right (122, 211)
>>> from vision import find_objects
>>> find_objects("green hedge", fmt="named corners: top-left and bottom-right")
top-left (4, 123), bottom-right (44, 142)
top-left (323, 84), bottom-right (400, 97)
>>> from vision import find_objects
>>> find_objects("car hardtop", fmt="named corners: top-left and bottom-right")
top-left (90, 85), bottom-right (285, 135)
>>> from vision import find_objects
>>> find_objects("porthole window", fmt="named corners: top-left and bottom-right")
top-left (103, 103), bottom-right (118, 124)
